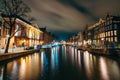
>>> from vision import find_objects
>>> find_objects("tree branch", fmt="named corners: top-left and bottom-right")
top-left (10, 24), bottom-right (20, 38)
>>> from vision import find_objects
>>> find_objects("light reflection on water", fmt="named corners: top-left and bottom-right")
top-left (100, 57), bottom-right (109, 80)
top-left (0, 67), bottom-right (3, 80)
top-left (78, 50), bottom-right (81, 68)
top-left (99, 57), bottom-right (120, 80)
top-left (51, 47), bottom-right (59, 70)
top-left (0, 46), bottom-right (120, 80)
top-left (66, 47), bottom-right (120, 80)
top-left (83, 51), bottom-right (91, 78)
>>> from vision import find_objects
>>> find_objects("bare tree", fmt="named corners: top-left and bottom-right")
top-left (0, 0), bottom-right (31, 53)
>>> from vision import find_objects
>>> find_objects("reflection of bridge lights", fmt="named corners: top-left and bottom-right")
top-left (51, 47), bottom-right (59, 70)
top-left (41, 51), bottom-right (48, 73)
top-left (41, 52), bottom-right (44, 72)
top-left (52, 42), bottom-right (60, 47)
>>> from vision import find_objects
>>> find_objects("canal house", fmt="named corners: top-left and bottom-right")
top-left (84, 14), bottom-right (120, 49)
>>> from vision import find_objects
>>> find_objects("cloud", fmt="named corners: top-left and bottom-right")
top-left (24, 0), bottom-right (120, 39)
top-left (24, 0), bottom-right (94, 32)
top-left (76, 0), bottom-right (120, 17)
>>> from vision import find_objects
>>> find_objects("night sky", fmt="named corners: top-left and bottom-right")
top-left (24, 0), bottom-right (120, 40)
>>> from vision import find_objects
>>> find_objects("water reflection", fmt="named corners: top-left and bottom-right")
top-left (66, 46), bottom-right (120, 80)
top-left (62, 45), bottom-right (67, 61)
top-left (0, 53), bottom-right (41, 80)
top-left (99, 57), bottom-right (120, 80)
top-left (0, 46), bottom-right (119, 80)
top-left (100, 57), bottom-right (109, 80)
top-left (19, 58), bottom-right (26, 79)
top-left (41, 51), bottom-right (49, 80)
top-left (51, 47), bottom-right (59, 71)
top-left (0, 67), bottom-right (3, 80)
top-left (83, 51), bottom-right (91, 78)
top-left (78, 50), bottom-right (81, 68)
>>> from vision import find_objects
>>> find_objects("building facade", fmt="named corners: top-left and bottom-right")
top-left (40, 27), bottom-right (53, 44)
top-left (84, 14), bottom-right (120, 48)
top-left (77, 32), bottom-right (83, 46)
top-left (0, 17), bottom-right (43, 49)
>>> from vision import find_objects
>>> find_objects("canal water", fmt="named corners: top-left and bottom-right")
top-left (0, 46), bottom-right (120, 80)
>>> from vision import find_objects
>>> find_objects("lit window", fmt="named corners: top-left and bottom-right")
top-left (114, 30), bottom-right (117, 35)
top-left (111, 37), bottom-right (113, 42)
top-left (111, 31), bottom-right (113, 36)
top-left (106, 38), bottom-right (108, 41)
top-left (108, 38), bottom-right (110, 42)
top-left (108, 32), bottom-right (110, 36)
top-left (106, 32), bottom-right (107, 36)
top-left (15, 25), bottom-right (22, 36)
top-left (108, 32), bottom-right (109, 36)
top-left (103, 33), bottom-right (104, 37)
top-left (115, 37), bottom-right (117, 42)
top-left (99, 34), bottom-right (101, 38)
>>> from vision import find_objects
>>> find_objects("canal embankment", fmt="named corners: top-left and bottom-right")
top-left (86, 48), bottom-right (120, 60)
top-left (0, 49), bottom-right (40, 62)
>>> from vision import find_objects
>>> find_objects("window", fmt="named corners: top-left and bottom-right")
top-left (21, 27), bottom-right (26, 37)
top-left (104, 33), bottom-right (105, 37)
top-left (105, 27), bottom-right (107, 31)
top-left (5, 39), bottom-right (7, 44)
top-left (100, 33), bottom-right (101, 38)
top-left (106, 32), bottom-right (107, 36)
top-left (114, 30), bottom-right (117, 35)
top-left (26, 29), bottom-right (29, 37)
top-left (110, 25), bottom-right (112, 30)
top-left (6, 28), bottom-right (9, 35)
top-left (98, 35), bottom-right (99, 38)
top-left (108, 38), bottom-right (111, 42)
top-left (110, 20), bottom-right (112, 24)
top-left (107, 21), bottom-right (109, 25)
top-left (111, 37), bottom-right (113, 42)
top-left (106, 38), bottom-right (109, 41)
top-left (114, 24), bottom-right (117, 29)
top-left (115, 37), bottom-right (117, 42)
top-left (108, 31), bottom-right (110, 36)
top-left (101, 33), bottom-right (105, 37)
top-left (107, 26), bottom-right (109, 30)
top-left (111, 31), bottom-right (113, 36)
top-left (15, 25), bottom-right (21, 36)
